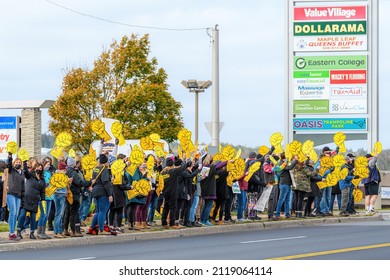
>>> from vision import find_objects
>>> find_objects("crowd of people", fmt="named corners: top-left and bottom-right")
top-left (0, 140), bottom-right (382, 242)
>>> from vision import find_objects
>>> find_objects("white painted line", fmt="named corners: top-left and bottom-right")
top-left (240, 236), bottom-right (307, 244)
top-left (70, 257), bottom-right (96, 260)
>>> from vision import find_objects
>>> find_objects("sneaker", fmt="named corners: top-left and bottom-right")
top-left (53, 233), bottom-right (64, 238)
top-left (115, 227), bottom-right (124, 234)
top-left (81, 220), bottom-right (87, 227)
top-left (203, 221), bottom-right (213, 226)
top-left (370, 208), bottom-right (377, 213)
top-left (236, 218), bottom-right (247, 223)
top-left (194, 221), bottom-right (203, 227)
top-left (162, 225), bottom-right (170, 229)
top-left (8, 233), bottom-right (21, 241)
top-left (339, 212), bottom-right (349, 217)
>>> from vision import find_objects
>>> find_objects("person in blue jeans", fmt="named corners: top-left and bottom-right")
top-left (5, 153), bottom-right (25, 241)
top-left (274, 154), bottom-right (298, 220)
top-left (87, 154), bottom-right (115, 235)
top-left (52, 161), bottom-right (71, 238)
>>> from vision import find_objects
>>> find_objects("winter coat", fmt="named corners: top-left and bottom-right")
top-left (161, 161), bottom-right (188, 198)
top-left (111, 170), bottom-right (132, 208)
top-left (215, 168), bottom-right (229, 200)
top-left (339, 164), bottom-right (354, 191)
top-left (6, 155), bottom-right (25, 198)
top-left (126, 168), bottom-right (149, 205)
top-left (66, 166), bottom-right (91, 202)
top-left (279, 159), bottom-right (298, 186)
top-left (292, 164), bottom-right (318, 193)
top-left (362, 156), bottom-right (381, 185)
top-left (91, 166), bottom-right (112, 198)
top-left (22, 163), bottom-right (45, 213)
top-left (181, 168), bottom-right (200, 198)
top-left (201, 161), bottom-right (227, 199)
top-left (306, 165), bottom-right (322, 197)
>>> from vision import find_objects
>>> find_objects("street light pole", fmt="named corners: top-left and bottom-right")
top-left (181, 80), bottom-right (212, 145)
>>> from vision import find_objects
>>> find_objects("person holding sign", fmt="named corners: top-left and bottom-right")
top-left (6, 152), bottom-right (25, 241)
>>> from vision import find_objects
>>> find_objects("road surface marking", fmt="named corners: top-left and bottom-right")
top-left (71, 257), bottom-right (96, 260)
top-left (240, 236), bottom-right (307, 244)
top-left (267, 243), bottom-right (390, 260)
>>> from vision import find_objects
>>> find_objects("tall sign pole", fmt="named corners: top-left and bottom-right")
top-left (211, 25), bottom-right (220, 147)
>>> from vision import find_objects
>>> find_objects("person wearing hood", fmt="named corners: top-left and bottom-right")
top-left (16, 161), bottom-right (46, 239)
top-left (63, 157), bottom-right (93, 237)
top-left (6, 152), bottom-right (25, 241)
top-left (362, 153), bottom-right (381, 213)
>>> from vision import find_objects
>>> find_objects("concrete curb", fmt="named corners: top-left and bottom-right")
top-left (0, 213), bottom-right (384, 252)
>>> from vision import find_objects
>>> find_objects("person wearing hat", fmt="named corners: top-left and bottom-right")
top-left (361, 153), bottom-right (381, 213)
top-left (345, 154), bottom-right (358, 215)
top-left (338, 156), bottom-right (355, 216)
top-left (52, 160), bottom-right (72, 238)
top-left (63, 157), bottom-right (93, 237)
top-left (87, 154), bottom-right (115, 235)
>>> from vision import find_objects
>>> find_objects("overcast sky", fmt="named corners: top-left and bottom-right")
top-left (1, 0), bottom-right (389, 150)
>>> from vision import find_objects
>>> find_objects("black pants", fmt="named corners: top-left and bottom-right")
top-left (47, 202), bottom-right (55, 229)
top-left (63, 199), bottom-right (81, 231)
top-left (126, 203), bottom-right (138, 225)
top-left (267, 184), bottom-right (279, 217)
top-left (212, 198), bottom-right (226, 221)
top-left (293, 190), bottom-right (306, 214)
top-left (182, 196), bottom-right (193, 225)
top-left (175, 199), bottom-right (186, 222)
top-left (224, 187), bottom-right (234, 221)
top-left (304, 196), bottom-right (315, 216)
top-left (109, 206), bottom-right (124, 227)
top-left (161, 193), bottom-right (177, 226)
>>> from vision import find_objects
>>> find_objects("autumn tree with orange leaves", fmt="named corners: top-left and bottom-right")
top-left (49, 34), bottom-right (183, 154)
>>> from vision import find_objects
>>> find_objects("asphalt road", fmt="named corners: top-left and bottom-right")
top-left (1, 217), bottom-right (390, 260)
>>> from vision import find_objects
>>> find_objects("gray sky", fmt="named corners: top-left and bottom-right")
top-left (1, 0), bottom-right (389, 150)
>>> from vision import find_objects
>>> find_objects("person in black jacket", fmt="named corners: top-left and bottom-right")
top-left (63, 157), bottom-right (93, 237)
top-left (6, 153), bottom-right (25, 241)
top-left (108, 154), bottom-right (132, 233)
top-left (87, 154), bottom-right (114, 235)
top-left (180, 160), bottom-right (201, 227)
top-left (303, 160), bottom-right (323, 217)
top-left (161, 157), bottom-right (189, 229)
top-left (16, 162), bottom-right (45, 239)
top-left (212, 164), bottom-right (229, 224)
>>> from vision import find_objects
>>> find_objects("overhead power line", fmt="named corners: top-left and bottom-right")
top-left (45, 0), bottom-right (209, 31)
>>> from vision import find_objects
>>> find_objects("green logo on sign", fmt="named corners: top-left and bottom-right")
top-left (296, 58), bottom-right (306, 69)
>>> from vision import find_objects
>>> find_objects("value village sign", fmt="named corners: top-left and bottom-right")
top-left (286, 0), bottom-right (378, 147)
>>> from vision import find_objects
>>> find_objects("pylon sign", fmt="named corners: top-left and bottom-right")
top-left (286, 0), bottom-right (378, 148)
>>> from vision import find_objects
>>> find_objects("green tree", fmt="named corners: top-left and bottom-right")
top-left (49, 34), bottom-right (183, 154)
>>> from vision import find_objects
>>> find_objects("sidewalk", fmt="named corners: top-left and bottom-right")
top-left (0, 212), bottom-right (385, 252)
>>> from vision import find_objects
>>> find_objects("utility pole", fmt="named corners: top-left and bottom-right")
top-left (211, 24), bottom-right (220, 147)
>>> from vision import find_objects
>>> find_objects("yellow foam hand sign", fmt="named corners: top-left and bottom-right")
top-left (91, 120), bottom-right (111, 142)
top-left (270, 132), bottom-right (284, 154)
top-left (332, 168), bottom-right (341, 181)
top-left (316, 181), bottom-right (327, 189)
top-left (67, 191), bottom-right (73, 205)
top-left (55, 132), bottom-right (72, 148)
top-left (351, 178), bottom-right (362, 188)
top-left (130, 148), bottom-right (144, 166)
top-left (149, 133), bottom-right (160, 143)
top-left (212, 153), bottom-right (224, 162)
top-left (229, 158), bottom-right (245, 180)
top-left (89, 144), bottom-right (96, 159)
top-left (244, 161), bottom-right (261, 182)
top-left (177, 128), bottom-right (192, 141)
top-left (111, 159), bottom-right (126, 185)
top-left (226, 174), bottom-right (234, 187)
top-left (332, 154), bottom-right (345, 168)
top-left (355, 167), bottom-right (369, 179)
top-left (289, 140), bottom-right (302, 156)
top-left (111, 160), bottom-right (126, 175)
top-left (270, 155), bottom-right (278, 165)
top-left (318, 156), bottom-right (333, 176)
top-left (146, 155), bottom-right (155, 171)
top-left (258, 145), bottom-right (269, 156)
top-left (302, 140), bottom-right (314, 155)
top-left (156, 174), bottom-right (164, 197)
top-left (81, 154), bottom-right (97, 180)
top-left (353, 188), bottom-right (363, 202)
top-left (17, 148), bottom-right (29, 162)
top-left (153, 145), bottom-right (165, 158)
top-left (45, 185), bottom-right (57, 198)
top-left (354, 156), bottom-right (368, 168)
top-left (111, 122), bottom-right (126, 146)
top-left (298, 151), bottom-right (307, 162)
top-left (81, 154), bottom-right (97, 170)
top-left (325, 172), bottom-right (338, 187)
top-left (6, 141), bottom-right (18, 154)
top-left (334, 132), bottom-right (347, 153)
top-left (50, 146), bottom-right (64, 159)
top-left (221, 145), bottom-right (235, 161)
top-left (371, 141), bottom-right (382, 156)
top-left (50, 173), bottom-right (69, 189)
top-left (126, 164), bottom-right (138, 176)
top-left (68, 148), bottom-right (76, 158)
top-left (309, 150), bottom-right (318, 163)
top-left (126, 179), bottom-right (151, 200)
top-left (140, 136), bottom-right (154, 150)
top-left (339, 168), bottom-right (349, 180)
top-left (285, 143), bottom-right (292, 161)
top-left (235, 149), bottom-right (242, 159)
